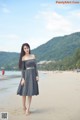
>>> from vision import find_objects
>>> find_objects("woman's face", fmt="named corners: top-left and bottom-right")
top-left (23, 45), bottom-right (29, 54)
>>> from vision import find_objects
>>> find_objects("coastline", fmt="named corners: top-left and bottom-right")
top-left (0, 70), bottom-right (79, 81)
top-left (0, 70), bottom-right (79, 80)
top-left (0, 75), bottom-right (21, 80)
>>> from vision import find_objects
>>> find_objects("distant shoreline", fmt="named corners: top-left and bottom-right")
top-left (0, 70), bottom-right (79, 80)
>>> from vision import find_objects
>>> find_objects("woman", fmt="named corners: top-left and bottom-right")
top-left (17, 43), bottom-right (39, 115)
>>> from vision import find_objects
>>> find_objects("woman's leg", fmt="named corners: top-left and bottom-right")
top-left (26, 96), bottom-right (32, 115)
top-left (22, 96), bottom-right (26, 111)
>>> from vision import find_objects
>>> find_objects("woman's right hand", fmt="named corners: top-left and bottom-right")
top-left (21, 79), bottom-right (25, 85)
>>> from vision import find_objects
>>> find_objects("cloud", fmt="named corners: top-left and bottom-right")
top-left (2, 7), bottom-right (10, 13)
top-left (23, 37), bottom-right (44, 49)
top-left (1, 3), bottom-right (11, 13)
top-left (69, 10), bottom-right (80, 18)
top-left (0, 34), bottom-right (20, 40)
top-left (36, 1), bottom-right (80, 35)
top-left (0, 34), bottom-right (21, 52)
top-left (36, 11), bottom-right (72, 34)
top-left (35, 5), bottom-right (80, 37)
top-left (0, 42), bottom-right (20, 52)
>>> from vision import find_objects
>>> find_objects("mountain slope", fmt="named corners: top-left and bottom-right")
top-left (0, 52), bottom-right (19, 69)
top-left (32, 32), bottom-right (80, 61)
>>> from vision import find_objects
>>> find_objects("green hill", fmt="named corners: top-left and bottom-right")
top-left (0, 52), bottom-right (19, 70)
top-left (32, 32), bottom-right (80, 61)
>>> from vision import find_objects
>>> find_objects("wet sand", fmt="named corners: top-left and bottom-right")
top-left (0, 71), bottom-right (80, 120)
top-left (0, 75), bottom-right (21, 80)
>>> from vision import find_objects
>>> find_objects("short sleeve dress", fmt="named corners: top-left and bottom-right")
top-left (17, 59), bottom-right (39, 96)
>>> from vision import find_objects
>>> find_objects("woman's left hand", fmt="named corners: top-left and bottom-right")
top-left (36, 76), bottom-right (39, 81)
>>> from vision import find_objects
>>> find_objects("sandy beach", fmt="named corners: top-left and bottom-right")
top-left (0, 71), bottom-right (80, 120)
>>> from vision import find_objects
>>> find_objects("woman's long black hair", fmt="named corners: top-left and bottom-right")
top-left (19, 43), bottom-right (31, 69)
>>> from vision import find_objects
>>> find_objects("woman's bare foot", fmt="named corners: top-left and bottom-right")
top-left (23, 106), bottom-right (27, 113)
top-left (25, 108), bottom-right (30, 116)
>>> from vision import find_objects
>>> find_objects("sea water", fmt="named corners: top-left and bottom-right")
top-left (0, 71), bottom-right (46, 100)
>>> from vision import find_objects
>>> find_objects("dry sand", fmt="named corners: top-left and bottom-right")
top-left (0, 71), bottom-right (80, 120)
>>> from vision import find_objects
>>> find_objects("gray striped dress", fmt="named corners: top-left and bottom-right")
top-left (17, 59), bottom-right (39, 96)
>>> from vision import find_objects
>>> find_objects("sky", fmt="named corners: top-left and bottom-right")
top-left (0, 0), bottom-right (80, 52)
